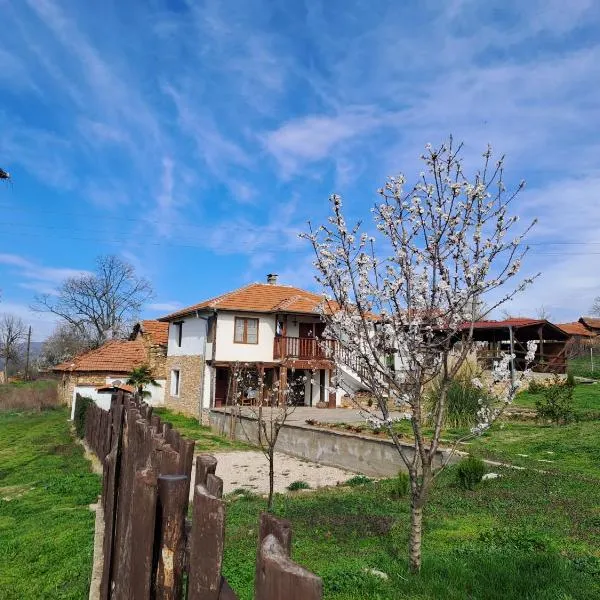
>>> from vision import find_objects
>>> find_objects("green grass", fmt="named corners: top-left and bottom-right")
top-left (515, 384), bottom-right (600, 417)
top-left (568, 355), bottom-right (600, 380)
top-left (223, 466), bottom-right (600, 599)
top-left (0, 379), bottom-right (57, 393)
top-left (153, 407), bottom-right (252, 451)
top-left (0, 407), bottom-right (101, 599)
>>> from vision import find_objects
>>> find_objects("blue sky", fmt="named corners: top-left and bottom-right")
top-left (1, 0), bottom-right (600, 340)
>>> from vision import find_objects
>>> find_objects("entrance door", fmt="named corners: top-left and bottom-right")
top-left (214, 367), bottom-right (228, 407)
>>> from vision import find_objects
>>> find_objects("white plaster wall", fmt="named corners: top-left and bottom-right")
top-left (167, 317), bottom-right (207, 356)
top-left (285, 316), bottom-right (322, 338)
top-left (303, 370), bottom-right (324, 406)
top-left (214, 312), bottom-right (276, 362)
top-left (105, 376), bottom-right (166, 405)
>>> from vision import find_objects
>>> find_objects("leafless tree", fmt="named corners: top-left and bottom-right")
top-left (32, 255), bottom-right (153, 346)
top-left (234, 364), bottom-right (303, 511)
top-left (590, 297), bottom-right (600, 316)
top-left (535, 305), bottom-right (552, 321)
top-left (303, 138), bottom-right (538, 572)
top-left (0, 314), bottom-right (27, 381)
top-left (39, 322), bottom-right (94, 367)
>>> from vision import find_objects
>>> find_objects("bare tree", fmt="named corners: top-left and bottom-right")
top-left (535, 305), bottom-right (552, 321)
top-left (32, 255), bottom-right (153, 346)
top-left (590, 297), bottom-right (600, 316)
top-left (39, 322), bottom-right (94, 367)
top-left (235, 364), bottom-right (303, 511)
top-left (0, 314), bottom-right (27, 382)
top-left (303, 138), bottom-right (538, 573)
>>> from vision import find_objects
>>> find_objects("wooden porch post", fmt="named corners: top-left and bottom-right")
top-left (327, 369), bottom-right (336, 408)
top-left (278, 366), bottom-right (287, 406)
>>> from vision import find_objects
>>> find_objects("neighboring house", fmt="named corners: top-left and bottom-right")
top-left (158, 274), bottom-right (366, 416)
top-left (557, 321), bottom-right (596, 341)
top-left (53, 320), bottom-right (168, 415)
top-left (578, 317), bottom-right (600, 336)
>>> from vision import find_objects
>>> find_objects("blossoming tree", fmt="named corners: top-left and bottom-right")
top-left (302, 138), bottom-right (538, 573)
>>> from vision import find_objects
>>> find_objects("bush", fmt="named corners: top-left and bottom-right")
top-left (390, 471), bottom-right (410, 498)
top-left (456, 455), bottom-right (487, 490)
top-left (345, 475), bottom-right (372, 487)
top-left (427, 377), bottom-right (493, 428)
top-left (287, 480), bottom-right (310, 491)
top-left (535, 377), bottom-right (575, 425)
top-left (527, 378), bottom-right (545, 394)
top-left (73, 395), bottom-right (93, 438)
top-left (566, 372), bottom-right (576, 388)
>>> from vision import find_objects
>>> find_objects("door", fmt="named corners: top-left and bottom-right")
top-left (214, 367), bottom-right (229, 407)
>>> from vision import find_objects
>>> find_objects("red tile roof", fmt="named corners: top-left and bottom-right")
top-left (464, 318), bottom-right (544, 329)
top-left (579, 316), bottom-right (600, 330)
top-left (557, 322), bottom-right (596, 337)
top-left (139, 320), bottom-right (169, 345)
top-left (53, 339), bottom-right (147, 373)
top-left (160, 283), bottom-right (330, 320)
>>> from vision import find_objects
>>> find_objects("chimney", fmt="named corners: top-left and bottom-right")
top-left (266, 273), bottom-right (278, 285)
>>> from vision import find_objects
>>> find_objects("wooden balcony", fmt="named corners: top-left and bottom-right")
top-left (273, 336), bottom-right (336, 361)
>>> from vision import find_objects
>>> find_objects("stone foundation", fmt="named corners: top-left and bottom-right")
top-left (165, 355), bottom-right (205, 416)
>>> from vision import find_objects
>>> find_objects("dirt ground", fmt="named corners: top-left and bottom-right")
top-left (192, 450), bottom-right (358, 496)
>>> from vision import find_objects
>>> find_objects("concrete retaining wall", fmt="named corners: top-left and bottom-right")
top-left (209, 410), bottom-right (459, 478)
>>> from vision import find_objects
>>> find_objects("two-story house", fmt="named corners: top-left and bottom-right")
top-left (158, 274), bottom-right (366, 417)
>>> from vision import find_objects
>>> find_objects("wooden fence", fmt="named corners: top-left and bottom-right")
top-left (79, 391), bottom-right (322, 600)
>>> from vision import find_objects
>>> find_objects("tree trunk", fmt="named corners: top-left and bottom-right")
top-left (267, 450), bottom-right (275, 512)
top-left (408, 499), bottom-right (424, 573)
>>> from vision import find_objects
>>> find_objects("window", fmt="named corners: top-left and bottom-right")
top-left (234, 317), bottom-right (259, 344)
top-left (171, 369), bottom-right (180, 396)
top-left (173, 322), bottom-right (183, 347)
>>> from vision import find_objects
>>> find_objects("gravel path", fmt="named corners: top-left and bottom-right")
top-left (192, 450), bottom-right (357, 496)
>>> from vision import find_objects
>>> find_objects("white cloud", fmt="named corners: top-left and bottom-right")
top-left (146, 301), bottom-right (182, 313)
top-left (0, 302), bottom-right (57, 342)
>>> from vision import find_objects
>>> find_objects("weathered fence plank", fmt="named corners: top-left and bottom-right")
top-left (155, 474), bottom-right (188, 600)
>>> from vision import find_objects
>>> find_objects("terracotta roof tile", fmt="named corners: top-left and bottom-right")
top-left (140, 320), bottom-right (169, 345)
top-left (557, 322), bottom-right (596, 337)
top-left (579, 316), bottom-right (600, 330)
top-left (53, 339), bottom-right (147, 373)
top-left (160, 283), bottom-right (329, 320)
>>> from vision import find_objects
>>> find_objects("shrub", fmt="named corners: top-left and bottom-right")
top-left (535, 377), bottom-right (575, 425)
top-left (566, 372), bottom-right (576, 388)
top-left (390, 471), bottom-right (410, 498)
top-left (456, 455), bottom-right (486, 490)
top-left (345, 475), bottom-right (372, 487)
top-left (287, 480), bottom-right (310, 491)
top-left (427, 377), bottom-right (493, 428)
top-left (527, 378), bottom-right (545, 394)
top-left (73, 395), bottom-right (93, 438)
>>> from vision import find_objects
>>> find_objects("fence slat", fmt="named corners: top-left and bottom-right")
top-left (130, 468), bottom-right (158, 600)
top-left (255, 535), bottom-right (323, 600)
top-left (187, 485), bottom-right (226, 600)
top-left (155, 474), bottom-right (188, 600)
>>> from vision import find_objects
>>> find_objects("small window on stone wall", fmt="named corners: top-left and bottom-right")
top-left (171, 369), bottom-right (180, 397)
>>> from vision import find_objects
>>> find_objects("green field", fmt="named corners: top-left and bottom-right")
top-left (0, 407), bottom-right (100, 599)
top-left (223, 466), bottom-right (600, 600)
top-left (568, 355), bottom-right (600, 380)
top-left (154, 407), bottom-right (252, 451)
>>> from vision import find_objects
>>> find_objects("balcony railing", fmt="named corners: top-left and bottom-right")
top-left (273, 336), bottom-right (336, 361)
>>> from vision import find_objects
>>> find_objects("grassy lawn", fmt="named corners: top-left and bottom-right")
top-left (514, 384), bottom-right (600, 417)
top-left (0, 407), bottom-right (100, 600)
top-left (223, 466), bottom-right (600, 599)
top-left (154, 407), bottom-right (252, 452)
top-left (568, 355), bottom-right (600, 380)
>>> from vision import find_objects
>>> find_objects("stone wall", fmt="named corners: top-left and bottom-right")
top-left (137, 333), bottom-right (167, 379)
top-left (164, 355), bottom-right (205, 416)
top-left (58, 372), bottom-right (113, 405)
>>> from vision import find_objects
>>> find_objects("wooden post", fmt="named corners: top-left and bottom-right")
top-left (195, 454), bottom-right (217, 487)
top-left (278, 366), bottom-right (287, 406)
top-left (130, 468), bottom-right (158, 600)
top-left (155, 475), bottom-right (188, 600)
top-left (255, 535), bottom-right (322, 600)
top-left (187, 483), bottom-right (226, 600)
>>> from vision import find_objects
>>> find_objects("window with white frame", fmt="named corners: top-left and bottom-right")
top-left (171, 369), bottom-right (180, 396)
